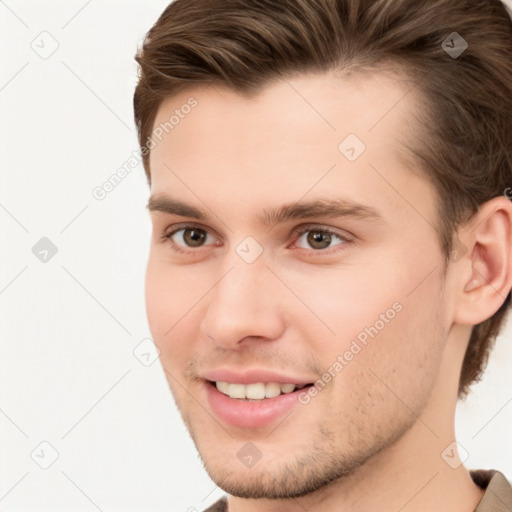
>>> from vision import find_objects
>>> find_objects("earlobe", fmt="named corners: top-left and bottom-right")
top-left (454, 196), bottom-right (512, 326)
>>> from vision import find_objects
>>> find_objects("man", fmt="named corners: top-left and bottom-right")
top-left (133, 0), bottom-right (512, 510)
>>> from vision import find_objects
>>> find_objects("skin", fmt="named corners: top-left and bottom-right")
top-left (145, 68), bottom-right (512, 511)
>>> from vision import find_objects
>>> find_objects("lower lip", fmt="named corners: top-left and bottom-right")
top-left (205, 382), bottom-right (306, 428)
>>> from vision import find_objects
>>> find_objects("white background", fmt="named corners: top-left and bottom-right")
top-left (1, 1), bottom-right (511, 511)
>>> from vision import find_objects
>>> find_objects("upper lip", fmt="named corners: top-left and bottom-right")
top-left (201, 368), bottom-right (315, 385)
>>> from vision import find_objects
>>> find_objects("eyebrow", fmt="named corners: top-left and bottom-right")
top-left (147, 194), bottom-right (384, 226)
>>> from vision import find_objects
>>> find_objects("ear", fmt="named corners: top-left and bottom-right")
top-left (452, 195), bottom-right (512, 326)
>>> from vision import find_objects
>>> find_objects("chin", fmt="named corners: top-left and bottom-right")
top-left (193, 435), bottom-right (368, 500)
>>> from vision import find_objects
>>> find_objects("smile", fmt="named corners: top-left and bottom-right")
top-left (214, 381), bottom-right (309, 400)
top-left (204, 379), bottom-right (315, 427)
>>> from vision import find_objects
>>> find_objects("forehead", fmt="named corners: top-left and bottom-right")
top-left (150, 68), bottom-right (419, 173)
top-left (148, 69), bottom-right (436, 231)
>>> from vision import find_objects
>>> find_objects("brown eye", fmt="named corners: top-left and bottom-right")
top-left (306, 230), bottom-right (333, 250)
top-left (182, 228), bottom-right (207, 247)
top-left (295, 228), bottom-right (346, 251)
top-left (167, 226), bottom-right (214, 249)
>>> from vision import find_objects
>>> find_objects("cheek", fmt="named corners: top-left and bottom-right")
top-left (280, 262), bottom-right (407, 351)
top-left (145, 254), bottom-right (197, 330)
top-left (336, 276), bottom-right (445, 410)
top-left (144, 256), bottom-right (192, 350)
top-left (286, 251), bottom-right (445, 378)
top-left (145, 255), bottom-right (214, 370)
top-left (145, 257), bottom-right (170, 337)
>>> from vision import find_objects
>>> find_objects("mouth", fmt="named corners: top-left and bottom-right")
top-left (210, 380), bottom-right (311, 401)
top-left (203, 379), bottom-right (315, 428)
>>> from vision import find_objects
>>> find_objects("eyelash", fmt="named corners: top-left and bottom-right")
top-left (162, 223), bottom-right (352, 256)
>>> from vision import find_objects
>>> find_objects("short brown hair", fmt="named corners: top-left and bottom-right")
top-left (133, 0), bottom-right (512, 398)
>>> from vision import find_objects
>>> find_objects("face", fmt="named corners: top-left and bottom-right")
top-left (145, 69), bottom-right (453, 499)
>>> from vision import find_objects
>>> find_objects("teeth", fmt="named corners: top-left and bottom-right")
top-left (280, 383), bottom-right (295, 393)
top-left (246, 383), bottom-right (265, 399)
top-left (265, 382), bottom-right (281, 398)
top-left (229, 383), bottom-right (246, 399)
top-left (216, 381), bottom-right (230, 394)
top-left (215, 381), bottom-right (301, 400)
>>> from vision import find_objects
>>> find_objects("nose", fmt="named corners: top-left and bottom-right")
top-left (199, 254), bottom-right (286, 349)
